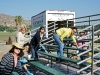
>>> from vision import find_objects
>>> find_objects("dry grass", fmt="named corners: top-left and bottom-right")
top-left (0, 32), bottom-right (16, 42)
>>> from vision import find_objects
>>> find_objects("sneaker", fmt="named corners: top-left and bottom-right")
top-left (26, 70), bottom-right (34, 75)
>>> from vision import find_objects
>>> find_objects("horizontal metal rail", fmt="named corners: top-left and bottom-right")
top-left (78, 45), bottom-right (100, 57)
top-left (86, 67), bottom-right (100, 75)
top-left (77, 59), bottom-right (100, 73)
top-left (44, 39), bottom-right (54, 44)
top-left (48, 24), bottom-right (58, 28)
top-left (31, 27), bottom-right (40, 32)
top-left (31, 25), bottom-right (46, 32)
top-left (78, 26), bottom-right (92, 33)
top-left (67, 14), bottom-right (100, 21)
top-left (78, 36), bottom-right (100, 49)
top-left (42, 36), bottom-right (53, 42)
top-left (74, 19), bottom-right (100, 24)
top-left (48, 33), bottom-right (53, 36)
top-left (77, 51), bottom-right (100, 65)
top-left (48, 21), bottom-right (57, 25)
top-left (78, 22), bottom-right (100, 34)
top-left (48, 27), bottom-right (58, 32)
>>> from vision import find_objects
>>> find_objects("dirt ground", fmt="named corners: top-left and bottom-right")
top-left (0, 44), bottom-right (10, 60)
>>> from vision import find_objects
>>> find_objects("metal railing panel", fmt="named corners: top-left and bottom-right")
top-left (77, 59), bottom-right (100, 73)
top-left (78, 45), bottom-right (100, 56)
top-left (77, 52), bottom-right (100, 65)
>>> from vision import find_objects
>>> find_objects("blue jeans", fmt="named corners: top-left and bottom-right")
top-left (31, 45), bottom-right (40, 60)
top-left (53, 34), bottom-right (64, 57)
top-left (17, 61), bottom-right (23, 70)
top-left (31, 45), bottom-right (35, 58)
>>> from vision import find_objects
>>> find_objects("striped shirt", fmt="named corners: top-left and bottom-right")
top-left (0, 52), bottom-right (26, 75)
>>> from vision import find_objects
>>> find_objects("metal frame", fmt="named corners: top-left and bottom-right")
top-left (30, 13), bottom-right (100, 75)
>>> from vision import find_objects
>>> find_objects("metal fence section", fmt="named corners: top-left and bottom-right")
top-left (30, 14), bottom-right (100, 75)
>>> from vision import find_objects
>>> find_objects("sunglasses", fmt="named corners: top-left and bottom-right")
top-left (15, 47), bottom-right (22, 50)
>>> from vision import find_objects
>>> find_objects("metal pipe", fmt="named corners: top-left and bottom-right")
top-left (78, 29), bottom-right (100, 41)
top-left (75, 19), bottom-right (100, 24)
top-left (77, 64), bottom-right (91, 73)
top-left (66, 20), bottom-right (68, 27)
top-left (48, 24), bottom-right (58, 28)
top-left (44, 40), bottom-right (54, 44)
top-left (78, 22), bottom-right (100, 33)
top-left (77, 52), bottom-right (100, 65)
top-left (31, 26), bottom-right (40, 32)
top-left (86, 67), bottom-right (100, 75)
top-left (78, 32), bottom-right (100, 48)
top-left (77, 59), bottom-right (100, 73)
top-left (70, 14), bottom-right (100, 20)
top-left (91, 25), bottom-right (94, 75)
top-left (77, 45), bottom-right (100, 56)
top-left (48, 27), bottom-right (58, 32)
top-left (42, 36), bottom-right (53, 41)
top-left (48, 33), bottom-right (53, 36)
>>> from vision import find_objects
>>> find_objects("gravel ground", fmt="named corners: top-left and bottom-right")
top-left (0, 44), bottom-right (11, 60)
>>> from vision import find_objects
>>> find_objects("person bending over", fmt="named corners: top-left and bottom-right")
top-left (53, 27), bottom-right (78, 57)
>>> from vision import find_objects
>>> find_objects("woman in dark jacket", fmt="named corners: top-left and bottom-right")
top-left (0, 43), bottom-right (26, 75)
top-left (30, 26), bottom-right (45, 61)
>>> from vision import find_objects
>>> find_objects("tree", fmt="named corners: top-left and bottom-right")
top-left (15, 16), bottom-right (23, 30)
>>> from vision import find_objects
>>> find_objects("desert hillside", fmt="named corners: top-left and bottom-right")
top-left (0, 13), bottom-right (31, 27)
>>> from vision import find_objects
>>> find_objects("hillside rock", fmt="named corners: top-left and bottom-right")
top-left (0, 13), bottom-right (31, 27)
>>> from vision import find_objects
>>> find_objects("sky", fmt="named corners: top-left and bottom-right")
top-left (0, 0), bottom-right (100, 20)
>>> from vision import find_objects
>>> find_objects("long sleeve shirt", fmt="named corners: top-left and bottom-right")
top-left (56, 28), bottom-right (76, 43)
top-left (16, 32), bottom-right (25, 47)
top-left (30, 31), bottom-right (44, 47)
top-left (16, 32), bottom-right (30, 47)
top-left (0, 53), bottom-right (26, 75)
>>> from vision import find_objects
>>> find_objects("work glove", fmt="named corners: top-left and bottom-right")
top-left (19, 58), bottom-right (28, 63)
top-left (26, 70), bottom-right (33, 75)
top-left (41, 46), bottom-right (46, 50)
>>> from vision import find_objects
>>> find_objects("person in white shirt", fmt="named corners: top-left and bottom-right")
top-left (16, 25), bottom-right (27, 47)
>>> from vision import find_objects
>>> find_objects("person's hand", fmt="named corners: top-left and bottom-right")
top-left (41, 46), bottom-right (46, 50)
top-left (62, 43), bottom-right (64, 47)
top-left (19, 58), bottom-right (28, 63)
top-left (61, 41), bottom-right (64, 44)
top-left (74, 42), bottom-right (78, 47)
top-left (40, 44), bottom-right (42, 46)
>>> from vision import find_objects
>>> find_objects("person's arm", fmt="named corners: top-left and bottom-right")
top-left (71, 35), bottom-right (78, 47)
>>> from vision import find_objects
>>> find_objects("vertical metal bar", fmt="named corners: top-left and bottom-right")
top-left (66, 20), bottom-right (68, 27)
top-left (89, 17), bottom-right (90, 26)
top-left (54, 22), bottom-right (56, 33)
top-left (91, 25), bottom-right (94, 75)
top-left (51, 57), bottom-right (53, 68)
top-left (89, 17), bottom-right (91, 47)
top-left (67, 61), bottom-right (69, 74)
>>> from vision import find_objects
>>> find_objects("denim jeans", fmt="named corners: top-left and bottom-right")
top-left (53, 34), bottom-right (64, 56)
top-left (31, 45), bottom-right (40, 60)
top-left (31, 45), bottom-right (35, 58)
top-left (17, 61), bottom-right (23, 70)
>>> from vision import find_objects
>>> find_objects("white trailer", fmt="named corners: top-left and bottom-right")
top-left (31, 10), bottom-right (75, 38)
